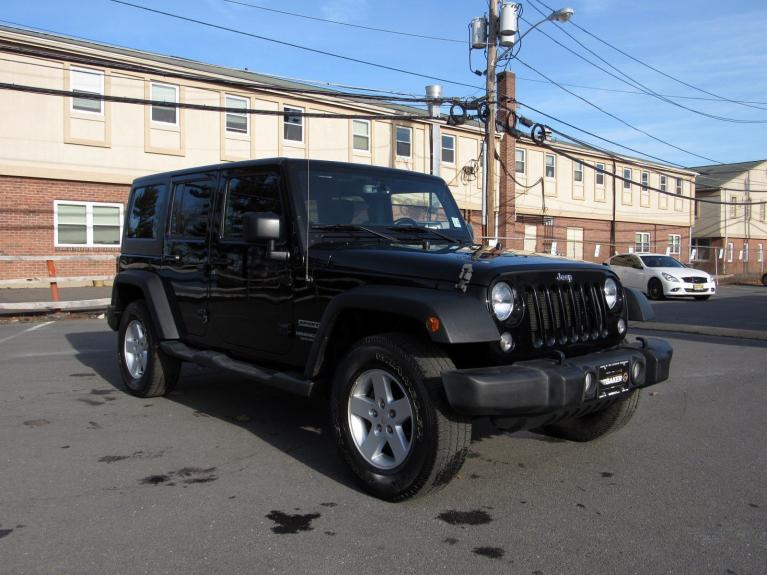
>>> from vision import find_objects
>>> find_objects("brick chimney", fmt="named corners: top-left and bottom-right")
top-left (496, 71), bottom-right (516, 243)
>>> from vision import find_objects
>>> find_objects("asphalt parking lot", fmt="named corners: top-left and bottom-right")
top-left (0, 290), bottom-right (765, 574)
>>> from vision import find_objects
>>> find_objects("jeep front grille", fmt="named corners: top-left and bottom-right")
top-left (524, 282), bottom-right (610, 348)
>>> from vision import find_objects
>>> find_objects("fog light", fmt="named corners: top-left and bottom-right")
top-left (617, 318), bottom-right (626, 335)
top-left (584, 372), bottom-right (595, 396)
top-left (499, 332), bottom-right (514, 352)
top-left (631, 360), bottom-right (642, 382)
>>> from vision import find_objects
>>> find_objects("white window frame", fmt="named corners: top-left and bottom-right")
top-left (595, 162), bottom-right (605, 186)
top-left (726, 242), bottom-right (734, 262)
top-left (660, 175), bottom-right (667, 193)
top-left (515, 148), bottom-right (526, 174)
top-left (70, 66), bottom-right (104, 115)
top-left (574, 160), bottom-right (584, 183)
top-left (623, 168), bottom-right (632, 190)
top-left (54, 200), bottom-right (123, 248)
top-left (352, 119), bottom-right (370, 152)
top-left (150, 82), bottom-right (179, 126)
top-left (730, 195), bottom-right (738, 218)
top-left (283, 106), bottom-right (304, 143)
top-left (668, 234), bottom-right (681, 255)
top-left (757, 243), bottom-right (764, 263)
top-left (675, 178), bottom-right (683, 195)
top-left (224, 94), bottom-right (249, 134)
top-left (743, 243), bottom-right (749, 262)
top-left (441, 133), bottom-right (455, 164)
top-left (395, 126), bottom-right (412, 158)
top-left (635, 231), bottom-right (650, 252)
top-left (545, 153), bottom-right (556, 179)
top-left (641, 171), bottom-right (649, 191)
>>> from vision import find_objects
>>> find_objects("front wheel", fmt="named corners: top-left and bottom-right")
top-left (761, 273), bottom-right (767, 287)
top-left (118, 300), bottom-right (180, 397)
top-left (331, 333), bottom-right (471, 501)
top-left (648, 278), bottom-right (665, 300)
top-left (535, 390), bottom-right (640, 442)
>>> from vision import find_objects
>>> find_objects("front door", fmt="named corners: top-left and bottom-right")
top-left (566, 227), bottom-right (583, 260)
top-left (163, 173), bottom-right (217, 342)
top-left (208, 167), bottom-right (293, 358)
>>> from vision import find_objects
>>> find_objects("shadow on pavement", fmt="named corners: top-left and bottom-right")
top-left (633, 329), bottom-right (767, 350)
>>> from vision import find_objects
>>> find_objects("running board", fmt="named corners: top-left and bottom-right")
top-left (160, 341), bottom-right (314, 398)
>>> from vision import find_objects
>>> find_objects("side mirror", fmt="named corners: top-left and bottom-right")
top-left (243, 212), bottom-right (280, 242)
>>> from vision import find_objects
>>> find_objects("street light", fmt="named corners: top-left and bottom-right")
top-left (470, 3), bottom-right (574, 240)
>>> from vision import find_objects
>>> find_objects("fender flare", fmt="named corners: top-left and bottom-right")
top-left (111, 270), bottom-right (179, 340)
top-left (305, 285), bottom-right (500, 378)
top-left (624, 286), bottom-right (655, 322)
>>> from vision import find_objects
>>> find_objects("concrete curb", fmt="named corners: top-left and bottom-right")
top-left (0, 298), bottom-right (110, 314)
top-left (635, 321), bottom-right (767, 341)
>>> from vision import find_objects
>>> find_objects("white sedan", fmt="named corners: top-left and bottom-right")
top-left (608, 253), bottom-right (716, 300)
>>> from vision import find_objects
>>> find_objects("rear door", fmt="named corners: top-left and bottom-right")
top-left (163, 173), bottom-right (217, 342)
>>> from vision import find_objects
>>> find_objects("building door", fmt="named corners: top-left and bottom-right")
top-left (524, 224), bottom-right (537, 252)
top-left (566, 227), bottom-right (583, 260)
top-left (163, 173), bottom-right (218, 342)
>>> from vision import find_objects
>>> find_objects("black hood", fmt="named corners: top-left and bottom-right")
top-left (311, 244), bottom-right (609, 286)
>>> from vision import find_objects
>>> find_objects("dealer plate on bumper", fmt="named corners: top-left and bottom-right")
top-left (598, 360), bottom-right (630, 397)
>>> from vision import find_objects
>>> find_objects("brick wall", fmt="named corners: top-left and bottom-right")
top-left (0, 176), bottom-right (129, 280)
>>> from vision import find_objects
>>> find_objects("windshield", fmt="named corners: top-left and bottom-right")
top-left (640, 255), bottom-right (685, 268)
top-left (288, 162), bottom-right (472, 243)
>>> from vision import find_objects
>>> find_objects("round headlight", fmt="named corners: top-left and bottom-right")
top-left (491, 282), bottom-right (514, 321)
top-left (604, 278), bottom-right (618, 309)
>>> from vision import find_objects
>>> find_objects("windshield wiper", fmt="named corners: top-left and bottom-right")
top-left (311, 224), bottom-right (397, 242)
top-left (385, 225), bottom-right (467, 244)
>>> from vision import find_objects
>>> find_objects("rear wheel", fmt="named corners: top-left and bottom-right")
top-left (118, 300), bottom-right (180, 397)
top-left (331, 333), bottom-right (471, 501)
top-left (648, 278), bottom-right (664, 300)
top-left (761, 273), bottom-right (767, 287)
top-left (535, 390), bottom-right (640, 442)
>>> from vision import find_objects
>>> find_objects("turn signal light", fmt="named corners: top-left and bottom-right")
top-left (426, 316), bottom-right (441, 333)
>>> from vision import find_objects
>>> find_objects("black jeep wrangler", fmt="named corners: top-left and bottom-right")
top-left (107, 158), bottom-right (671, 501)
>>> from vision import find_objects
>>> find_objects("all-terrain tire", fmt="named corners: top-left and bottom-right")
top-left (118, 300), bottom-right (180, 398)
top-left (330, 333), bottom-right (471, 501)
top-left (535, 390), bottom-right (640, 442)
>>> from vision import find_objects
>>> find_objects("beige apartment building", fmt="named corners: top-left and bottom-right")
top-left (0, 26), bottom-right (696, 283)
top-left (691, 159), bottom-right (767, 276)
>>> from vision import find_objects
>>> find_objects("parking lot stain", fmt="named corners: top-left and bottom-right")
top-left (87, 421), bottom-right (102, 430)
top-left (266, 510), bottom-right (321, 534)
top-left (748, 503), bottom-right (759, 508)
top-left (90, 388), bottom-right (114, 394)
top-left (324, 531), bottom-right (336, 536)
top-left (78, 398), bottom-right (104, 406)
top-left (576, 503), bottom-right (586, 509)
top-left (100, 455), bottom-right (130, 463)
top-left (443, 537), bottom-right (459, 545)
top-left (469, 473), bottom-right (481, 479)
top-left (600, 472), bottom-right (614, 478)
top-left (437, 509), bottom-right (492, 526)
top-left (99, 451), bottom-right (164, 464)
top-left (141, 474), bottom-right (170, 485)
top-left (140, 467), bottom-right (218, 486)
top-left (319, 502), bottom-right (337, 508)
top-left (0, 529), bottom-right (13, 540)
top-left (69, 373), bottom-right (96, 378)
top-left (23, 419), bottom-right (49, 427)
top-left (472, 546), bottom-right (504, 559)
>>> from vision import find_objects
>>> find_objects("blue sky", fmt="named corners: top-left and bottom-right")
top-left (3, 0), bottom-right (766, 167)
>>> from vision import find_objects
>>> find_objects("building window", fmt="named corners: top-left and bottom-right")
top-left (758, 243), bottom-right (764, 263)
top-left (353, 119), bottom-right (370, 152)
top-left (150, 82), bottom-right (178, 125)
top-left (675, 178), bottom-right (683, 195)
top-left (660, 175), bottom-right (667, 193)
top-left (635, 232), bottom-right (650, 252)
top-left (396, 126), bottom-right (411, 158)
top-left (726, 242), bottom-right (734, 262)
top-left (283, 106), bottom-right (304, 142)
top-left (595, 162), bottom-right (605, 186)
top-left (515, 148), bottom-right (526, 174)
top-left (743, 243), bottom-right (749, 262)
top-left (623, 168), bottom-right (632, 190)
top-left (668, 234), bottom-right (681, 255)
top-left (730, 195), bottom-right (737, 218)
top-left (441, 134), bottom-right (455, 164)
top-left (71, 67), bottom-right (104, 114)
top-left (225, 94), bottom-right (248, 134)
top-left (54, 201), bottom-right (122, 247)
top-left (641, 171), bottom-right (649, 191)
top-left (574, 160), bottom-right (584, 183)
top-left (545, 154), bottom-right (555, 178)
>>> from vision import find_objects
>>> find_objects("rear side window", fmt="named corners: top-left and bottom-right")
top-left (126, 184), bottom-right (166, 239)
top-left (170, 179), bottom-right (214, 238)
top-left (223, 172), bottom-right (282, 239)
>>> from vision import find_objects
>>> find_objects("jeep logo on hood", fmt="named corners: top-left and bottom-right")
top-left (556, 273), bottom-right (574, 283)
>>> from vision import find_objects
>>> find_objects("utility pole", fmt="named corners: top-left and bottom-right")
top-left (484, 1), bottom-right (498, 240)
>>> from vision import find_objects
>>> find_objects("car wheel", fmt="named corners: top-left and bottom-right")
top-left (535, 390), bottom-right (640, 442)
top-left (331, 333), bottom-right (471, 501)
top-left (762, 273), bottom-right (767, 287)
top-left (694, 295), bottom-right (711, 301)
top-left (118, 300), bottom-right (180, 397)
top-left (647, 278), bottom-right (664, 300)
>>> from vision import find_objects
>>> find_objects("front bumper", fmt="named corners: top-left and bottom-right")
top-left (663, 279), bottom-right (716, 297)
top-left (442, 337), bottom-right (672, 416)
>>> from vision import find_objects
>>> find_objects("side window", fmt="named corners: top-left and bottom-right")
top-left (610, 255), bottom-right (628, 267)
top-left (223, 172), bottom-right (282, 239)
top-left (170, 179), bottom-right (213, 238)
top-left (127, 184), bottom-right (166, 239)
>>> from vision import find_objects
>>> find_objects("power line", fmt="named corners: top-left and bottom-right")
top-left (221, 0), bottom-right (463, 44)
top-left (108, 0), bottom-right (483, 90)
top-left (533, 0), bottom-right (767, 113)
top-left (515, 57), bottom-right (722, 164)
top-left (521, 3), bottom-right (767, 123)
